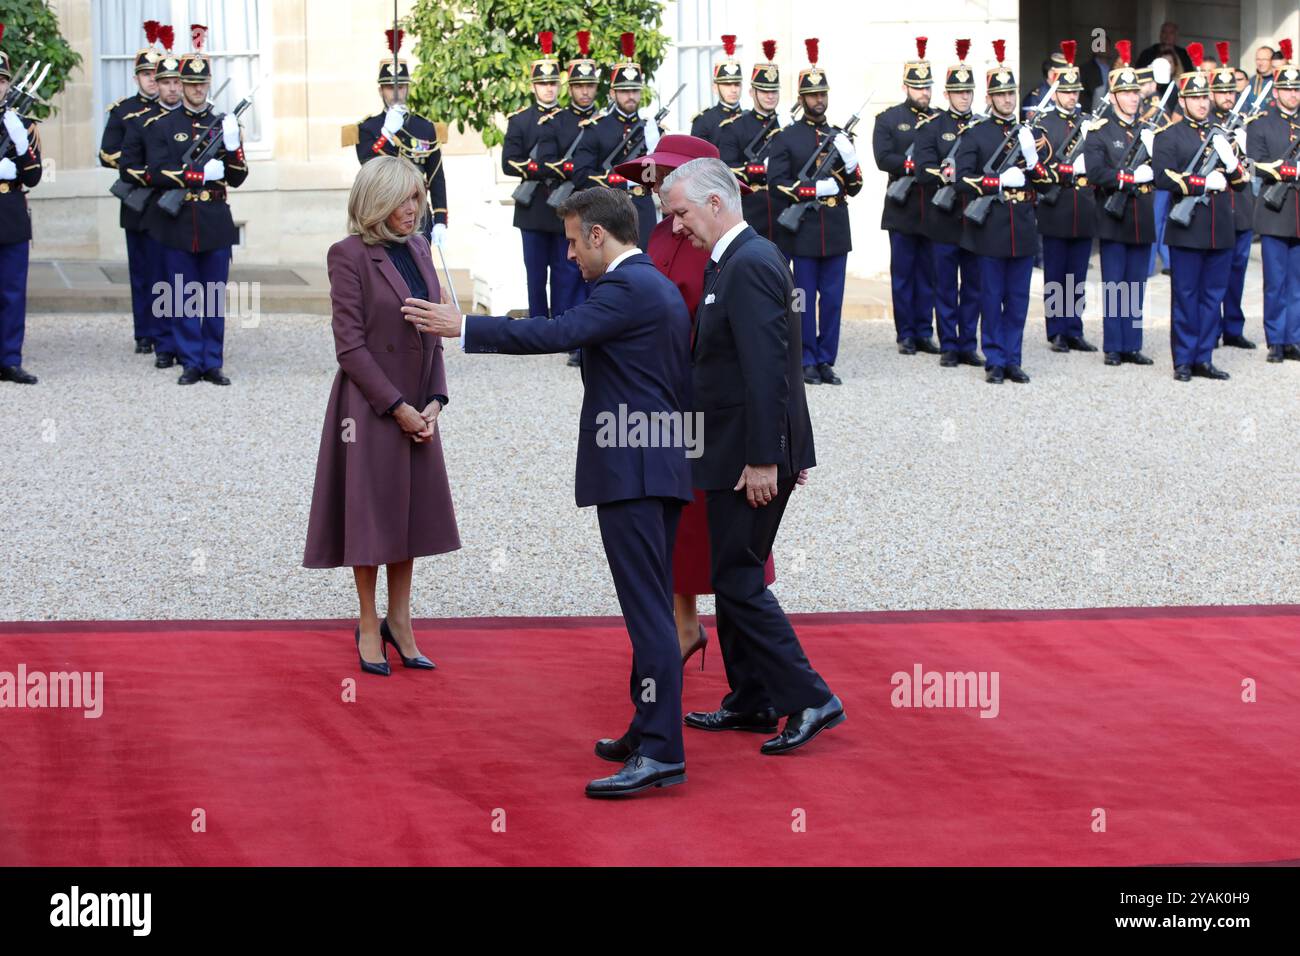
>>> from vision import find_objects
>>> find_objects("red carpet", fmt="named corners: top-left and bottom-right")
top-left (2, 607), bottom-right (1297, 866)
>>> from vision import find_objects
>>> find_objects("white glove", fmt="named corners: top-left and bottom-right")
top-left (1132, 164), bottom-right (1154, 183)
top-left (1071, 153), bottom-right (1086, 177)
top-left (2, 111), bottom-right (28, 155)
top-left (222, 114), bottom-right (241, 151)
top-left (643, 115), bottom-right (661, 153)
top-left (202, 158), bottom-right (225, 182)
top-left (431, 222), bottom-right (447, 247)
top-left (0, 158), bottom-right (15, 181)
top-left (1017, 127), bottom-right (1038, 166)
top-left (1151, 58), bottom-right (1172, 85)
top-left (1140, 129), bottom-right (1154, 156)
top-left (999, 166), bottom-right (1026, 188)
top-left (1205, 169), bottom-right (1227, 192)
top-left (1233, 128), bottom-right (1248, 151)
top-left (1212, 134), bottom-right (1238, 173)
top-left (382, 106), bottom-right (405, 136)
top-left (814, 178), bottom-right (841, 198)
top-left (833, 133), bottom-right (858, 173)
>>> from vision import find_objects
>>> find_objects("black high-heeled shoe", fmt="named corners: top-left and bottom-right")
top-left (381, 618), bottom-right (436, 669)
top-left (355, 625), bottom-right (390, 676)
top-left (682, 623), bottom-right (708, 671)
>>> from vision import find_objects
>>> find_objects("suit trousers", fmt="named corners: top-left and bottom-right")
top-left (1099, 240), bottom-right (1150, 354)
top-left (888, 231), bottom-right (935, 343)
top-left (977, 255), bottom-right (1033, 369)
top-left (597, 496), bottom-right (685, 764)
top-left (0, 240), bottom-right (29, 367)
top-left (706, 476), bottom-right (832, 717)
top-left (931, 240), bottom-right (981, 354)
top-left (1220, 228), bottom-right (1252, 338)
top-left (792, 253), bottom-right (847, 367)
top-left (1260, 235), bottom-right (1300, 346)
top-left (1168, 245), bottom-right (1232, 367)
top-left (161, 245), bottom-right (232, 374)
top-left (1040, 235), bottom-right (1091, 340)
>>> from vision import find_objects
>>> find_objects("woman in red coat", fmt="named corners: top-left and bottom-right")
top-left (304, 156), bottom-right (461, 676)
top-left (615, 135), bottom-right (775, 668)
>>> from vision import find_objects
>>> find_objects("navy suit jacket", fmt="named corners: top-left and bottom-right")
top-left (691, 226), bottom-right (816, 490)
top-left (464, 252), bottom-right (695, 508)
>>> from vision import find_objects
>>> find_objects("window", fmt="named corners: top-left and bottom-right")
top-left (666, 0), bottom-right (734, 131)
top-left (93, 0), bottom-right (270, 153)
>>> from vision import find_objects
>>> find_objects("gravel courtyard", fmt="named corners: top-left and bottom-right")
top-left (2, 292), bottom-right (1298, 622)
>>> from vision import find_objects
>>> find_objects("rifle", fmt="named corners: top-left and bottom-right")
top-left (776, 93), bottom-right (871, 234)
top-left (510, 131), bottom-right (547, 209)
top-left (1169, 83), bottom-right (1269, 228)
top-left (1101, 81), bottom-right (1178, 219)
top-left (963, 80), bottom-right (1057, 226)
top-left (885, 139), bottom-right (920, 205)
top-left (595, 82), bottom-right (687, 188)
top-left (1040, 103), bottom-right (1110, 206)
top-left (1262, 114), bottom-right (1300, 211)
top-left (931, 113), bottom-right (987, 213)
top-left (544, 105), bottom-right (610, 210)
top-left (110, 76), bottom-right (232, 215)
top-left (742, 110), bottom-right (780, 164)
top-left (156, 76), bottom-right (263, 218)
top-left (0, 61), bottom-right (51, 157)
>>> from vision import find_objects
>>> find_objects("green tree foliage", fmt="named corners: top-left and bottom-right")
top-left (0, 0), bottom-right (83, 119)
top-left (406, 0), bottom-right (669, 147)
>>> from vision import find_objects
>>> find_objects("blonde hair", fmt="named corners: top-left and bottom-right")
top-left (347, 155), bottom-right (427, 245)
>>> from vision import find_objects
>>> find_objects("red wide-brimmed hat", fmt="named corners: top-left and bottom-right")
top-left (613, 133), bottom-right (753, 193)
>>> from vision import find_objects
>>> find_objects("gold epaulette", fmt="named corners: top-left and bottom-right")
top-left (142, 113), bottom-right (164, 128)
top-left (719, 114), bottom-right (740, 127)
top-left (105, 96), bottom-right (127, 115)
top-left (340, 122), bottom-right (360, 148)
top-left (507, 105), bottom-right (529, 118)
top-left (1085, 117), bottom-right (1108, 132)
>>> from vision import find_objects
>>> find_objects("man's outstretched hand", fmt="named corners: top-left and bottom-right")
top-left (402, 285), bottom-right (462, 337)
top-left (735, 464), bottom-right (779, 508)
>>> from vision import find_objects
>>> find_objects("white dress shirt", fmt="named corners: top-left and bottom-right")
top-left (709, 220), bottom-right (748, 264)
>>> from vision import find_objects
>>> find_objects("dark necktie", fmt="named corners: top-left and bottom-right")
top-left (693, 259), bottom-right (720, 349)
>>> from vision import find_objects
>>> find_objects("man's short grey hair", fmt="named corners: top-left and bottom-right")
top-left (661, 157), bottom-right (742, 214)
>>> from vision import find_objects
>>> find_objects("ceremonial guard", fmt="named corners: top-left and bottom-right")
top-left (347, 28), bottom-right (447, 245)
top-left (572, 32), bottom-right (661, 249)
top-left (501, 32), bottom-right (572, 322)
top-left (1247, 40), bottom-right (1300, 362)
top-left (0, 22), bottom-right (43, 385)
top-left (136, 25), bottom-right (248, 385)
top-left (873, 36), bottom-right (939, 354)
top-left (768, 38), bottom-right (863, 386)
top-left (1034, 41), bottom-right (1098, 353)
top-left (1153, 42), bottom-right (1249, 381)
top-left (100, 20), bottom-right (163, 355)
top-left (540, 29), bottom-right (600, 366)
top-left (1210, 43), bottom-right (1257, 350)
top-left (913, 39), bottom-right (983, 367)
top-left (1085, 41), bottom-right (1157, 366)
top-left (1141, 60), bottom-right (1177, 276)
top-left (718, 39), bottom-right (784, 239)
top-left (689, 34), bottom-right (742, 146)
top-left (954, 40), bottom-right (1054, 384)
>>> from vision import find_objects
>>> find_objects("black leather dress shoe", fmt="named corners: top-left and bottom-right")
top-left (202, 368), bottom-right (231, 386)
top-left (1267, 345), bottom-right (1285, 363)
top-left (1191, 362), bottom-right (1230, 380)
top-left (594, 734), bottom-right (634, 763)
top-left (913, 337), bottom-right (941, 354)
top-left (1005, 365), bottom-right (1030, 383)
top-left (897, 338), bottom-right (917, 355)
top-left (1049, 334), bottom-right (1070, 353)
top-left (154, 352), bottom-right (177, 369)
top-left (585, 754), bottom-right (686, 798)
top-left (1065, 335), bottom-right (1098, 352)
top-left (1174, 364), bottom-right (1192, 382)
top-left (380, 617), bottom-right (435, 669)
top-left (566, 350), bottom-right (581, 367)
top-left (684, 706), bottom-right (779, 733)
top-left (802, 364), bottom-right (821, 385)
top-left (0, 365), bottom-right (37, 384)
top-left (1222, 333), bottom-right (1256, 349)
top-left (1122, 351), bottom-right (1154, 365)
top-left (985, 365), bottom-right (1005, 384)
top-left (939, 351), bottom-right (959, 367)
top-left (1104, 352), bottom-right (1122, 366)
top-left (958, 351), bottom-right (984, 367)
top-left (761, 695), bottom-right (846, 755)
top-left (177, 367), bottom-right (203, 385)
top-left (1285, 344), bottom-right (1300, 361)
top-left (817, 362), bottom-right (842, 385)
top-left (134, 337), bottom-right (154, 354)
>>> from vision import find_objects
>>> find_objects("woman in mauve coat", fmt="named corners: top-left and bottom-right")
top-left (615, 135), bottom-right (776, 669)
top-left (303, 156), bottom-right (460, 677)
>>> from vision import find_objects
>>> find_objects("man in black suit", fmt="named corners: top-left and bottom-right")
top-left (660, 157), bottom-right (845, 755)
top-left (406, 187), bottom-right (696, 798)
top-left (1135, 22), bottom-right (1193, 77)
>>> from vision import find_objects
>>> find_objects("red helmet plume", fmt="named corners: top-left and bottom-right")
top-left (1216, 41), bottom-right (1230, 66)
top-left (190, 23), bottom-right (207, 52)
top-left (762, 39), bottom-right (776, 62)
top-left (1114, 39), bottom-right (1131, 66)
top-left (143, 20), bottom-right (160, 44)
top-left (620, 32), bottom-right (635, 59)
top-left (992, 39), bottom-right (1006, 65)
top-left (158, 25), bottom-right (174, 52)
top-left (538, 31), bottom-right (553, 55)
top-left (722, 34), bottom-right (736, 57)
top-left (805, 38), bottom-right (819, 65)
top-left (1187, 41), bottom-right (1204, 69)
top-left (386, 28), bottom-right (404, 54)
top-left (1060, 39), bottom-right (1077, 66)
top-left (916, 36), bottom-right (927, 60)
top-left (576, 30), bottom-right (591, 57)
top-left (1279, 38), bottom-right (1293, 63)
top-left (955, 39), bottom-right (970, 62)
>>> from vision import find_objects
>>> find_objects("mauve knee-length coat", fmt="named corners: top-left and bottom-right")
top-left (303, 233), bottom-right (461, 568)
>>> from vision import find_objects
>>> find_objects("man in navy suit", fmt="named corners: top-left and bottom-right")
top-left (405, 187), bottom-right (695, 798)
top-left (660, 158), bottom-right (845, 755)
